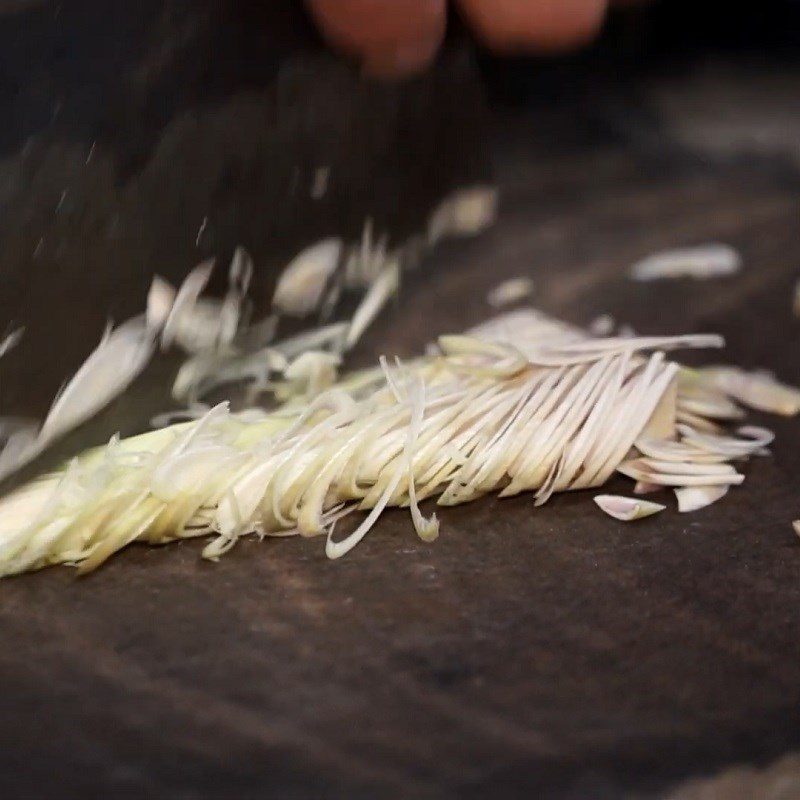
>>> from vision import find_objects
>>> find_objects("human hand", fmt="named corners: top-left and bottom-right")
top-left (306, 0), bottom-right (638, 78)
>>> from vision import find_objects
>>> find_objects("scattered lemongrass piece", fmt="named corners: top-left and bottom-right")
top-left (39, 316), bottom-right (156, 446)
top-left (630, 243), bottom-right (741, 281)
top-left (675, 484), bottom-right (728, 513)
top-left (345, 261), bottom-right (400, 349)
top-left (273, 238), bottom-right (342, 317)
top-left (146, 277), bottom-right (176, 332)
top-left (594, 494), bottom-right (665, 521)
top-left (161, 259), bottom-right (214, 350)
top-left (695, 367), bottom-right (800, 416)
top-left (486, 277), bottom-right (535, 308)
top-left (428, 185), bottom-right (497, 244)
top-left (589, 314), bottom-right (615, 336)
top-left (0, 327), bottom-right (24, 359)
top-left (279, 351), bottom-right (341, 400)
top-left (793, 521), bottom-right (800, 538)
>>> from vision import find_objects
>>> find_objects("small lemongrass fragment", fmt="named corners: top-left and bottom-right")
top-left (345, 261), bottom-right (400, 349)
top-left (695, 367), bottom-right (800, 416)
top-left (280, 351), bottom-right (341, 400)
top-left (594, 494), bottom-right (665, 521)
top-left (273, 238), bottom-right (342, 317)
top-left (161, 259), bottom-right (214, 349)
top-left (428, 185), bottom-right (497, 244)
top-left (487, 277), bottom-right (535, 308)
top-left (630, 243), bottom-right (741, 281)
top-left (675, 484), bottom-right (728, 513)
top-left (793, 520), bottom-right (800, 538)
top-left (146, 277), bottom-right (176, 332)
top-left (0, 327), bottom-right (24, 359)
top-left (589, 314), bottom-right (615, 336)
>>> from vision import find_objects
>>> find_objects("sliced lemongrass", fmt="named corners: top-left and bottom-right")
top-left (675, 484), bottom-right (728, 513)
top-left (486, 277), bottom-right (534, 308)
top-left (272, 238), bottom-right (342, 317)
top-left (793, 521), bottom-right (800, 538)
top-left (0, 304), bottom-right (783, 577)
top-left (630, 243), bottom-right (741, 281)
top-left (594, 494), bottom-right (665, 521)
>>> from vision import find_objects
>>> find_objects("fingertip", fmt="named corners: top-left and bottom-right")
top-left (306, 0), bottom-right (447, 78)
top-left (458, 0), bottom-right (608, 54)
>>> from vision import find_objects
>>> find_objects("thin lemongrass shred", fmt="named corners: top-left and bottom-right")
top-left (630, 243), bottom-right (741, 281)
top-left (345, 261), bottom-right (400, 350)
top-left (402, 374), bottom-right (438, 542)
top-left (487, 277), bottom-right (534, 308)
top-left (0, 327), bottom-right (24, 359)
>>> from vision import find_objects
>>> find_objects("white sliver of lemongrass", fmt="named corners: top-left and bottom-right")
top-left (594, 494), bottom-right (665, 521)
top-left (272, 238), bottom-right (342, 317)
top-left (675, 485), bottom-right (728, 513)
top-left (486, 277), bottom-right (534, 308)
top-left (630, 243), bottom-right (741, 281)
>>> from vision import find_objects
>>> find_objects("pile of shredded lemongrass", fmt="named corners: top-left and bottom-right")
top-left (1, 302), bottom-right (798, 578)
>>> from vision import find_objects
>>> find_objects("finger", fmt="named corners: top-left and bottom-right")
top-left (456, 0), bottom-right (609, 53)
top-left (306, 0), bottom-right (447, 77)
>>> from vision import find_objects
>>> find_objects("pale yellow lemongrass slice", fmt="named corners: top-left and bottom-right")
top-left (675, 484), bottom-right (728, 513)
top-left (594, 494), bottom-right (665, 521)
top-left (272, 238), bottom-right (342, 317)
top-left (39, 316), bottom-right (156, 447)
top-left (161, 258), bottom-right (214, 349)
